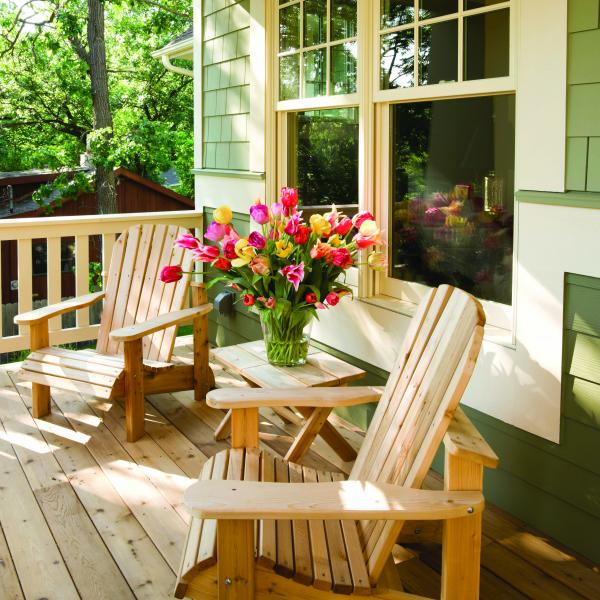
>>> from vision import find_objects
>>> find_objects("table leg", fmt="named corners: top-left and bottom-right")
top-left (295, 406), bottom-right (357, 462)
top-left (214, 409), bottom-right (232, 441)
top-left (285, 407), bottom-right (332, 463)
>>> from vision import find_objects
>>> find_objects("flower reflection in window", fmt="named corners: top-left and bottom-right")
top-left (390, 95), bottom-right (515, 305)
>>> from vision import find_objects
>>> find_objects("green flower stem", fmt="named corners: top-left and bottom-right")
top-left (260, 310), bottom-right (312, 367)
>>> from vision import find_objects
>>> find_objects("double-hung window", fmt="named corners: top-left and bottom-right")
top-left (276, 1), bottom-right (361, 210)
top-left (273, 0), bottom-right (516, 327)
top-left (375, 1), bottom-right (516, 328)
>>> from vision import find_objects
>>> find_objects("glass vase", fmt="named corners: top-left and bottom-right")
top-left (259, 309), bottom-right (313, 367)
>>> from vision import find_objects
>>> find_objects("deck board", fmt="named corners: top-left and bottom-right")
top-left (0, 338), bottom-right (597, 600)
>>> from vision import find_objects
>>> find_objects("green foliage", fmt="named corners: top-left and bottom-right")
top-left (89, 261), bottom-right (102, 292)
top-left (32, 171), bottom-right (94, 214)
top-left (0, 0), bottom-right (194, 196)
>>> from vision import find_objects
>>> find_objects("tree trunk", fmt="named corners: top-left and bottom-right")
top-left (87, 0), bottom-right (117, 214)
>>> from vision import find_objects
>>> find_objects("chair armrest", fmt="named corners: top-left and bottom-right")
top-left (14, 292), bottom-right (106, 325)
top-left (184, 480), bottom-right (484, 521)
top-left (109, 304), bottom-right (212, 342)
top-left (444, 407), bottom-right (499, 469)
top-left (206, 385), bottom-right (385, 410)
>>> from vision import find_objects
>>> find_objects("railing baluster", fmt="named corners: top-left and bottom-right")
top-left (17, 239), bottom-right (33, 337)
top-left (101, 232), bottom-right (115, 291)
top-left (75, 235), bottom-right (90, 328)
top-left (0, 210), bottom-right (200, 354)
top-left (47, 237), bottom-right (62, 332)
top-left (0, 242), bottom-right (3, 339)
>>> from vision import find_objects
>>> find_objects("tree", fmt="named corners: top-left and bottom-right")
top-left (87, 0), bottom-right (117, 213)
top-left (0, 0), bottom-right (193, 206)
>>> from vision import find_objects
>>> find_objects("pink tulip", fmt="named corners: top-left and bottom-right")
top-left (336, 217), bottom-right (353, 236)
top-left (265, 297), bottom-right (277, 309)
top-left (192, 244), bottom-right (220, 263)
top-left (352, 211), bottom-right (375, 229)
top-left (327, 247), bottom-right (353, 269)
top-left (284, 213), bottom-right (301, 235)
top-left (248, 231), bottom-right (266, 250)
top-left (249, 202), bottom-right (270, 225)
top-left (280, 262), bottom-right (305, 291)
top-left (175, 233), bottom-right (200, 250)
top-left (326, 292), bottom-right (340, 306)
top-left (160, 265), bottom-right (183, 283)
top-left (271, 202), bottom-right (283, 217)
top-left (205, 221), bottom-right (228, 242)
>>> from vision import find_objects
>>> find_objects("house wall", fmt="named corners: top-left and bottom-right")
top-left (201, 0), bottom-right (251, 171)
top-left (193, 0), bottom-right (600, 562)
top-left (566, 0), bottom-right (600, 191)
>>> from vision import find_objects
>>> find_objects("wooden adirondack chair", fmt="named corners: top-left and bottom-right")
top-left (174, 285), bottom-right (499, 600)
top-left (14, 223), bottom-right (214, 442)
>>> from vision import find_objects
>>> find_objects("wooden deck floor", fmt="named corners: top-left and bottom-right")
top-left (0, 338), bottom-right (599, 600)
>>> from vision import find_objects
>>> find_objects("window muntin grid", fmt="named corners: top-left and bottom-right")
top-left (379, 0), bottom-right (511, 91)
top-left (278, 0), bottom-right (358, 101)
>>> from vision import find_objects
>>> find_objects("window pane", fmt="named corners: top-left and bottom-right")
top-left (466, 0), bottom-right (505, 8)
top-left (419, 0), bottom-right (458, 19)
top-left (331, 42), bottom-right (357, 94)
top-left (304, 48), bottom-right (327, 97)
top-left (304, 0), bottom-right (327, 47)
top-left (331, 0), bottom-right (357, 41)
top-left (464, 9), bottom-right (510, 80)
top-left (287, 108), bottom-right (359, 206)
top-left (419, 20), bottom-right (458, 85)
top-left (381, 30), bottom-right (415, 89)
top-left (280, 54), bottom-right (300, 100)
top-left (280, 4), bottom-right (300, 52)
top-left (381, 0), bottom-right (414, 29)
top-left (389, 95), bottom-right (516, 304)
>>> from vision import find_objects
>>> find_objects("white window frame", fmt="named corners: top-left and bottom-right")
top-left (266, 0), bottom-right (566, 332)
top-left (373, 0), bottom-right (517, 330)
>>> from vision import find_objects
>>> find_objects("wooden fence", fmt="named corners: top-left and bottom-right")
top-left (0, 210), bottom-right (202, 354)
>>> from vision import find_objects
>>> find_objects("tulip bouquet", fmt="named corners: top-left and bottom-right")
top-left (161, 187), bottom-right (386, 366)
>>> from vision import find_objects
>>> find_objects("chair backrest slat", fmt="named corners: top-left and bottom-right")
top-left (348, 285), bottom-right (485, 582)
top-left (96, 224), bottom-right (193, 363)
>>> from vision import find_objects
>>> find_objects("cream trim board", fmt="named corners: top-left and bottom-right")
top-left (514, 0), bottom-right (567, 192)
top-left (193, 0), bottom-right (204, 182)
top-left (249, 0), bottom-right (266, 173)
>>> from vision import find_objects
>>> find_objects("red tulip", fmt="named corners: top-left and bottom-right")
top-left (159, 265), bottom-right (183, 283)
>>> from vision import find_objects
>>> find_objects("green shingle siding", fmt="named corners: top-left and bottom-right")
top-left (568, 0), bottom-right (600, 33)
top-left (202, 0), bottom-right (251, 171)
top-left (566, 0), bottom-right (600, 191)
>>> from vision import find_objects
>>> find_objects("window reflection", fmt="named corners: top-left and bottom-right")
top-left (381, 30), bottom-right (415, 89)
top-left (288, 108), bottom-right (359, 207)
top-left (389, 95), bottom-right (515, 304)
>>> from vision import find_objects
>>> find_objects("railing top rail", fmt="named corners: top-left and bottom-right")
top-left (0, 210), bottom-right (202, 241)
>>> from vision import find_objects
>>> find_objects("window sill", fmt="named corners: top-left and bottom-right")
top-left (361, 294), bottom-right (516, 350)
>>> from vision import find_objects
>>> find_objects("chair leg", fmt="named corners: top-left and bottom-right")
top-left (124, 338), bottom-right (145, 442)
top-left (441, 453), bottom-right (483, 600)
top-left (217, 520), bottom-right (254, 600)
top-left (30, 321), bottom-right (50, 418)
top-left (31, 384), bottom-right (51, 418)
top-left (191, 283), bottom-right (214, 402)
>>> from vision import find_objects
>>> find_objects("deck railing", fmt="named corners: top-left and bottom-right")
top-left (0, 210), bottom-right (202, 354)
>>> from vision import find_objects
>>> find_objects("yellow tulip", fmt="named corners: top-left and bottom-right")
top-left (213, 205), bottom-right (233, 225)
top-left (275, 239), bottom-right (294, 259)
top-left (310, 214), bottom-right (332, 237)
top-left (231, 238), bottom-right (255, 267)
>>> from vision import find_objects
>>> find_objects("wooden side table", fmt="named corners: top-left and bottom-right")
top-left (211, 340), bottom-right (366, 463)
